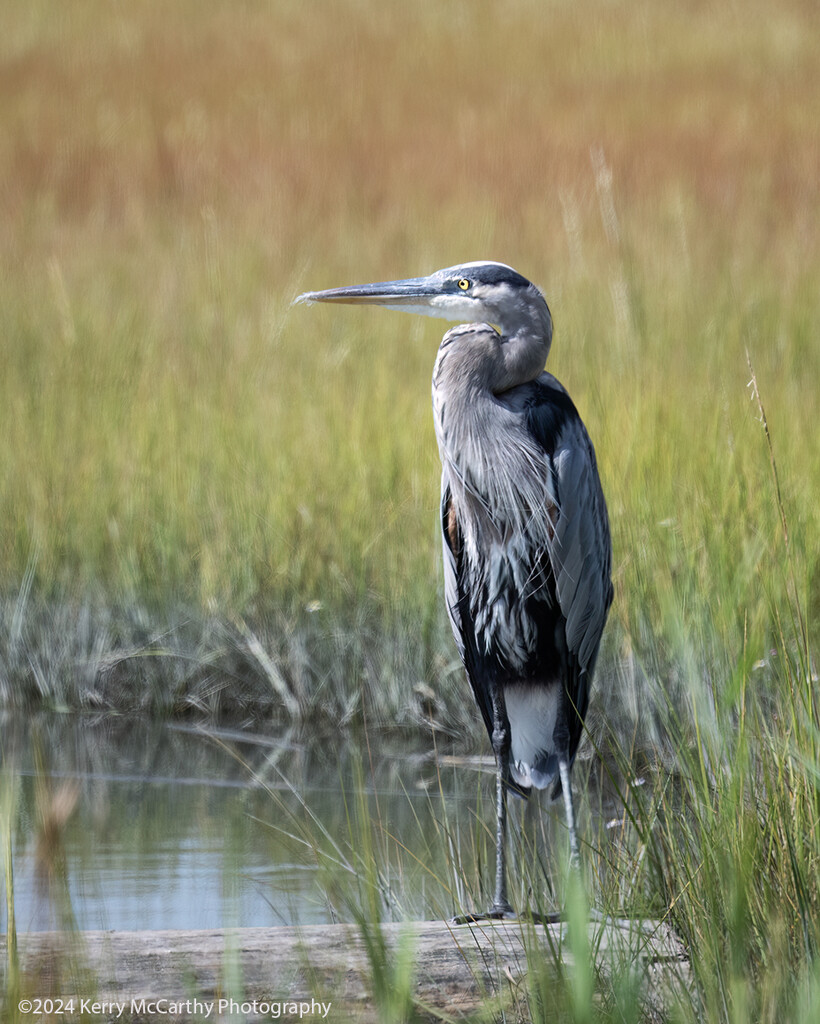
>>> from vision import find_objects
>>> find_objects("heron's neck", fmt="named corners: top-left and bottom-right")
top-left (432, 360), bottom-right (511, 517)
top-left (493, 295), bottom-right (552, 392)
top-left (432, 323), bottom-right (538, 478)
top-left (432, 324), bottom-right (550, 537)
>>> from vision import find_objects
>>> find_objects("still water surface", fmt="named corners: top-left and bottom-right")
top-left (1, 713), bottom-right (492, 932)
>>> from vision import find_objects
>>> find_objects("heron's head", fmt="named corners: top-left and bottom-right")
top-left (295, 261), bottom-right (551, 344)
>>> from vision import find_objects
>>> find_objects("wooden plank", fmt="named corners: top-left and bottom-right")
top-left (4, 919), bottom-right (689, 1021)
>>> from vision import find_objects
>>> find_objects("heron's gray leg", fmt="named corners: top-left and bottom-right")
top-left (490, 708), bottom-right (514, 916)
top-left (556, 761), bottom-right (607, 922)
top-left (452, 689), bottom-right (515, 924)
top-left (558, 758), bottom-right (579, 870)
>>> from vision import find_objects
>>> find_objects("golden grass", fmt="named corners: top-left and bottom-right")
top-left (0, 0), bottom-right (816, 738)
top-left (0, 0), bottom-right (817, 720)
top-left (2, 0), bottom-right (818, 612)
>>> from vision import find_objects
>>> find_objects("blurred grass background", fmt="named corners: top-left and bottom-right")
top-left (2, 4), bottom-right (820, 1019)
top-left (0, 0), bottom-right (818, 723)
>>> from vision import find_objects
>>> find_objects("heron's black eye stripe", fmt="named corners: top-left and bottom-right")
top-left (457, 278), bottom-right (471, 291)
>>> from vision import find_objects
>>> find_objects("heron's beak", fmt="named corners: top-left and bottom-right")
top-left (294, 274), bottom-right (455, 319)
top-left (296, 275), bottom-right (438, 305)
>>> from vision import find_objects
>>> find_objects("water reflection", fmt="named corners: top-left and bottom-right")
top-left (0, 713), bottom-right (495, 932)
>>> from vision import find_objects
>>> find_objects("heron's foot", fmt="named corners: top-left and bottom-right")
top-left (521, 909), bottom-right (565, 925)
top-left (452, 901), bottom-right (516, 925)
top-left (451, 907), bottom-right (582, 926)
top-left (521, 907), bottom-right (608, 926)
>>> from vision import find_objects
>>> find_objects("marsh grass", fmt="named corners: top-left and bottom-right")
top-left (1, 774), bottom-right (20, 1015)
top-left (1, 739), bottom-right (101, 1024)
top-left (214, 723), bottom-right (684, 1021)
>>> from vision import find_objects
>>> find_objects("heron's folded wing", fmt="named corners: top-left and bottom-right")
top-left (526, 382), bottom-right (613, 699)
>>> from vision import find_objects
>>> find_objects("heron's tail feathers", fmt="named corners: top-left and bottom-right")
top-left (505, 775), bottom-right (532, 800)
top-left (510, 753), bottom-right (560, 794)
top-left (505, 682), bottom-right (564, 796)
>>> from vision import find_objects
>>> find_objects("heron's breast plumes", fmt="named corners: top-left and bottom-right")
top-left (435, 389), bottom-right (559, 672)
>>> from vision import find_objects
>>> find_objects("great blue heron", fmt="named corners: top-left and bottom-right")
top-left (296, 261), bottom-right (612, 919)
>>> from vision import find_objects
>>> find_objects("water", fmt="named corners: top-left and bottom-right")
top-left (0, 713), bottom-right (494, 932)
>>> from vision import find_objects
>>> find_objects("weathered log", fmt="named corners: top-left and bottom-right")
top-left (4, 918), bottom-right (689, 1021)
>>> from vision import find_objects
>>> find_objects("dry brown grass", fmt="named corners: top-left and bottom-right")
top-left (2, 0), bottom-right (818, 256)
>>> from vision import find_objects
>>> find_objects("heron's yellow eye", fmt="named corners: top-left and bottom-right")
top-left (457, 278), bottom-right (471, 291)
